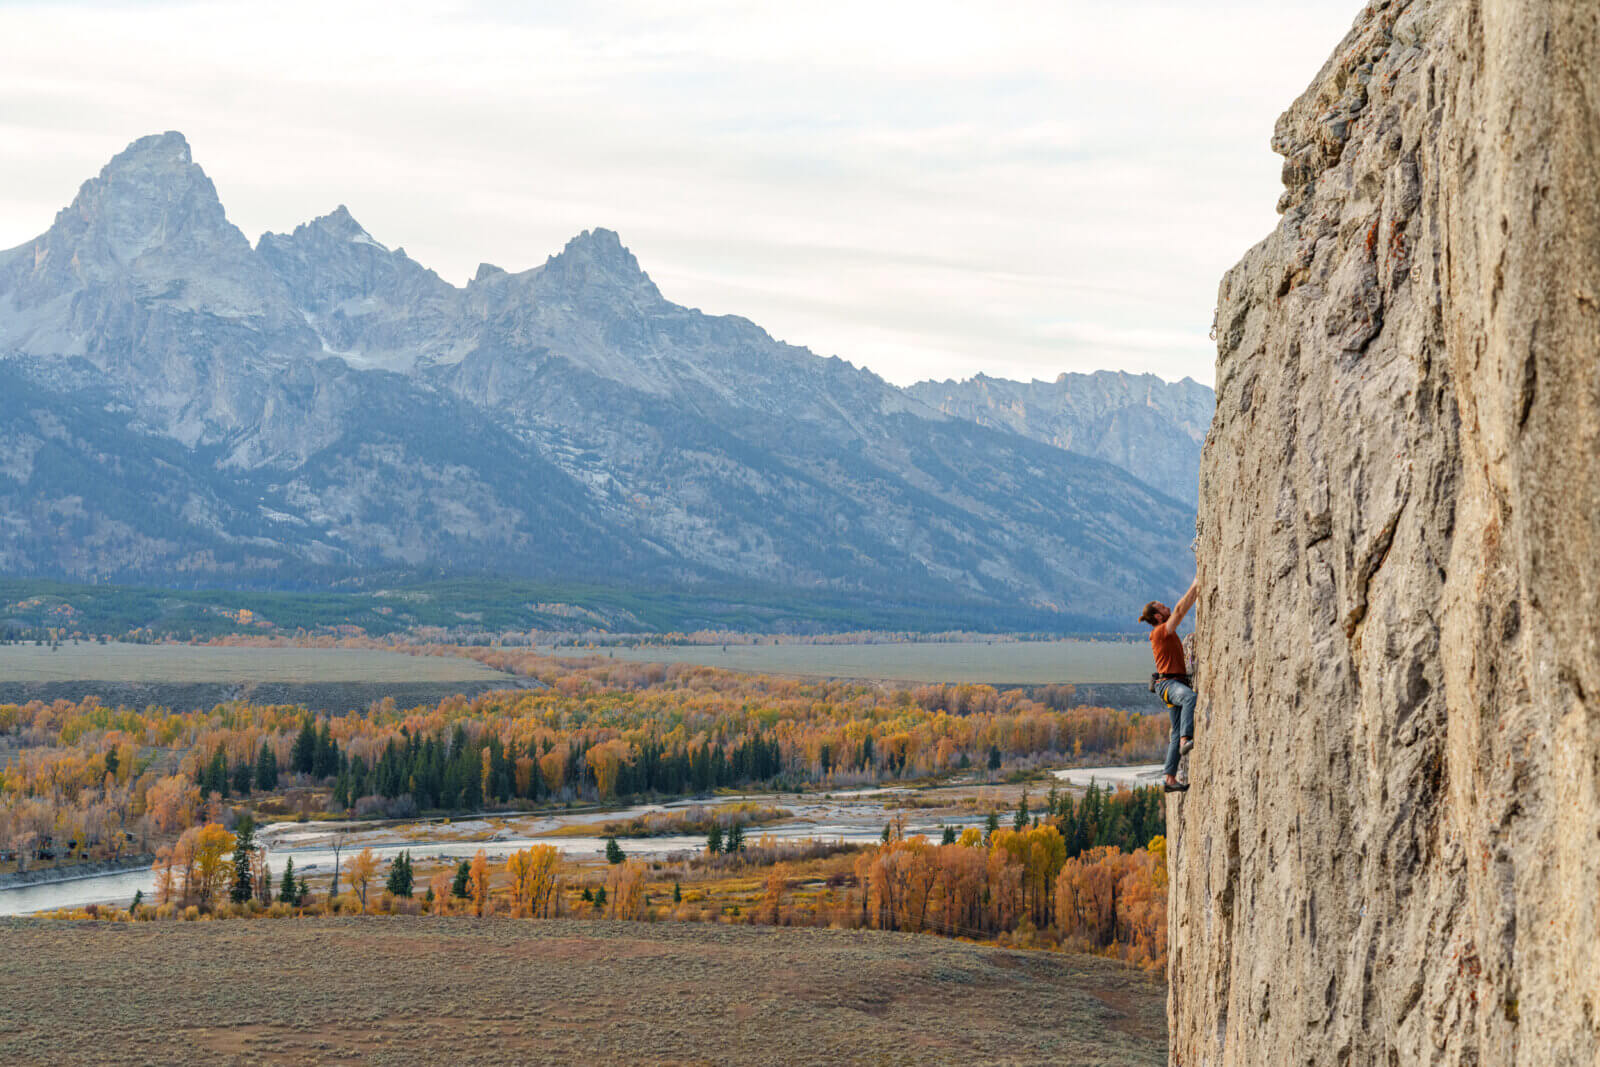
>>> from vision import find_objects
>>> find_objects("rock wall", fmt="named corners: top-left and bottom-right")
top-left (1170, 1), bottom-right (1600, 1063)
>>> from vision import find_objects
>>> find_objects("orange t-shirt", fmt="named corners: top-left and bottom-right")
top-left (1149, 625), bottom-right (1187, 676)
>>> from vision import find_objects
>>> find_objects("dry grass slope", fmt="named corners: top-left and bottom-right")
top-left (564, 639), bottom-right (1151, 684)
top-left (0, 644), bottom-right (508, 683)
top-left (0, 917), bottom-right (1164, 1065)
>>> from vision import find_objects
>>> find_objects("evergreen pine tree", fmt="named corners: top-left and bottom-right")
top-left (229, 814), bottom-right (256, 904)
top-left (984, 811), bottom-right (1000, 844)
top-left (255, 742), bottom-right (278, 791)
top-left (292, 718), bottom-right (317, 775)
top-left (231, 757), bottom-right (253, 795)
top-left (314, 722), bottom-right (338, 779)
top-left (593, 886), bottom-right (607, 910)
top-left (673, 882), bottom-right (682, 903)
top-left (209, 746), bottom-right (230, 799)
top-left (451, 859), bottom-right (471, 898)
top-left (280, 858), bottom-right (299, 905)
top-left (1013, 791), bottom-right (1029, 832)
top-left (386, 851), bottom-right (415, 897)
top-left (706, 824), bottom-right (723, 855)
top-left (131, 889), bottom-right (143, 910)
top-left (988, 745), bottom-right (1002, 771)
top-left (941, 825), bottom-right (957, 845)
top-left (581, 887), bottom-right (593, 902)
top-left (726, 822), bottom-right (745, 854)
top-left (297, 877), bottom-right (309, 903)
top-left (605, 837), bottom-right (624, 865)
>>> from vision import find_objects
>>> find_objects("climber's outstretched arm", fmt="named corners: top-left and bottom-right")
top-left (1161, 577), bottom-right (1200, 637)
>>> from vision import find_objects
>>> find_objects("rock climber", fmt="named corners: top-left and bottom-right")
top-left (1140, 577), bottom-right (1199, 792)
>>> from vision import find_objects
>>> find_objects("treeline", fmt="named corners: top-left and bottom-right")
top-left (1, 655), bottom-right (1167, 864)
top-left (76, 800), bottom-right (1169, 971)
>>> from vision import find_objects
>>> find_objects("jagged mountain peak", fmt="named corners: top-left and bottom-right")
top-left (557, 226), bottom-right (630, 262)
top-left (537, 227), bottom-right (660, 301)
top-left (259, 204), bottom-right (389, 252)
top-left (56, 129), bottom-right (239, 260)
top-left (104, 129), bottom-right (193, 169)
top-left (310, 204), bottom-right (381, 243)
top-left (0, 131), bottom-right (292, 361)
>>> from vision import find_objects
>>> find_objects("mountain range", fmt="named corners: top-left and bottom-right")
top-left (906, 372), bottom-right (1212, 506)
top-left (0, 132), bottom-right (1209, 625)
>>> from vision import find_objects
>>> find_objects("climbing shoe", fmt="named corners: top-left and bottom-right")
top-left (1179, 737), bottom-right (1195, 756)
top-left (1163, 780), bottom-right (1190, 793)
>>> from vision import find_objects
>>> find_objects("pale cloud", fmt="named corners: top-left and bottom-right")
top-left (0, 0), bottom-right (1361, 387)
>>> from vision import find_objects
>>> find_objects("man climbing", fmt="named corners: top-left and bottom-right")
top-left (1140, 577), bottom-right (1198, 792)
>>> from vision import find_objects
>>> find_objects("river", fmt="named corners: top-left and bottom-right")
top-left (0, 787), bottom-right (989, 916)
top-left (0, 770), bottom-right (1164, 915)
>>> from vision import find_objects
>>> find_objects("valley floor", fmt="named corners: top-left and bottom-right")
top-left (0, 916), bottom-right (1165, 1065)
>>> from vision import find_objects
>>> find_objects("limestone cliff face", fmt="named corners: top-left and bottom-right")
top-left (1170, 0), bottom-right (1600, 1062)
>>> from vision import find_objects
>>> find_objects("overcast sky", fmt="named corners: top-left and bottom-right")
top-left (0, 1), bottom-right (1358, 387)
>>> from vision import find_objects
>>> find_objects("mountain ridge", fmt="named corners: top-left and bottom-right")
top-left (907, 370), bottom-right (1213, 505)
top-left (0, 131), bottom-right (1199, 624)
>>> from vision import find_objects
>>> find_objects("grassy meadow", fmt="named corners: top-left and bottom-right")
top-left (559, 639), bottom-right (1149, 684)
top-left (0, 643), bottom-right (511, 684)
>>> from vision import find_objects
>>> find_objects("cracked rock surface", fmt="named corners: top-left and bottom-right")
top-left (1170, 0), bottom-right (1600, 1062)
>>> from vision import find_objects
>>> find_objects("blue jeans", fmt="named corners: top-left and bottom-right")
top-left (1158, 679), bottom-right (1196, 778)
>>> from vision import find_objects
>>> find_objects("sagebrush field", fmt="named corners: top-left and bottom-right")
top-left (570, 639), bottom-right (1150, 684)
top-left (0, 917), bottom-right (1165, 1064)
top-left (0, 643), bottom-right (509, 684)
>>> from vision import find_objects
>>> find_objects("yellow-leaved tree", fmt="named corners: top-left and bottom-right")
top-left (348, 847), bottom-right (378, 911)
top-left (505, 850), bottom-right (533, 916)
top-left (607, 858), bottom-right (645, 921)
top-left (178, 823), bottom-right (234, 907)
top-left (469, 849), bottom-right (491, 917)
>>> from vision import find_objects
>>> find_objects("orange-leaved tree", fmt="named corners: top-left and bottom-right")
top-left (469, 849), bottom-right (491, 917)
top-left (429, 871), bottom-right (452, 915)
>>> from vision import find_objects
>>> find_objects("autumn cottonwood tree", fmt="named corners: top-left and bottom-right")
top-left (348, 847), bottom-right (378, 911)
top-left (171, 823), bottom-right (233, 908)
top-left (523, 845), bottom-right (561, 918)
top-left (469, 849), bottom-right (490, 916)
top-left (429, 871), bottom-right (452, 915)
top-left (761, 863), bottom-right (788, 925)
top-left (607, 859), bottom-right (645, 920)
top-left (505, 849), bottom-right (533, 915)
